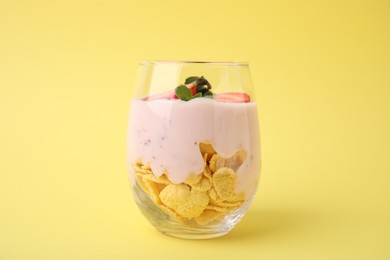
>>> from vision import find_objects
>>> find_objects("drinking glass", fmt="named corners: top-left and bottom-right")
top-left (127, 60), bottom-right (261, 239)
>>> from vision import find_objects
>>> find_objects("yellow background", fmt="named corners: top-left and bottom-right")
top-left (1, 0), bottom-right (389, 259)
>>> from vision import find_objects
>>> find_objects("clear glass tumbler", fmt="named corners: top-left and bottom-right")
top-left (126, 60), bottom-right (261, 239)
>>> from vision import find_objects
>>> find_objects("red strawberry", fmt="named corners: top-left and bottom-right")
top-left (187, 82), bottom-right (197, 95)
top-left (143, 90), bottom-right (177, 101)
top-left (143, 82), bottom-right (197, 101)
top-left (214, 92), bottom-right (251, 103)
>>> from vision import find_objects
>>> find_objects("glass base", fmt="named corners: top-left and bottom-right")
top-left (131, 181), bottom-right (251, 239)
top-left (160, 229), bottom-right (228, 240)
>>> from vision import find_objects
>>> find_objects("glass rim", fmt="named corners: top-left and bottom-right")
top-left (139, 60), bottom-right (249, 66)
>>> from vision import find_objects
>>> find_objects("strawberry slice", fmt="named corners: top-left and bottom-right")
top-left (187, 82), bottom-right (197, 95)
top-left (143, 90), bottom-right (177, 101)
top-left (143, 82), bottom-right (197, 101)
top-left (214, 92), bottom-right (251, 103)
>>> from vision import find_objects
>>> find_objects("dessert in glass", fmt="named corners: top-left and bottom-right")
top-left (127, 60), bottom-right (261, 239)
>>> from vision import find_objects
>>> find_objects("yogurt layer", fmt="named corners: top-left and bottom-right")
top-left (127, 98), bottom-right (261, 198)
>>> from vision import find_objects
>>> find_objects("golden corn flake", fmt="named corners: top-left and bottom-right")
top-left (141, 173), bottom-right (170, 189)
top-left (208, 187), bottom-right (244, 208)
top-left (141, 177), bottom-right (165, 204)
top-left (199, 142), bottom-right (216, 161)
top-left (133, 163), bottom-right (153, 175)
top-left (208, 188), bottom-right (244, 208)
top-left (212, 167), bottom-right (237, 200)
top-left (209, 150), bottom-right (247, 173)
top-left (155, 173), bottom-right (172, 185)
top-left (191, 175), bottom-right (212, 192)
top-left (226, 192), bottom-right (245, 202)
top-left (211, 199), bottom-right (243, 208)
top-left (135, 160), bottom-right (143, 167)
top-left (159, 204), bottom-right (184, 222)
top-left (208, 187), bottom-right (219, 202)
top-left (202, 165), bottom-right (212, 181)
top-left (205, 204), bottom-right (228, 212)
top-left (208, 155), bottom-right (219, 173)
top-left (203, 153), bottom-right (208, 168)
top-left (141, 164), bottom-right (151, 170)
top-left (184, 173), bottom-right (203, 185)
top-left (194, 209), bottom-right (225, 225)
top-left (140, 173), bottom-right (157, 182)
top-left (159, 184), bottom-right (209, 219)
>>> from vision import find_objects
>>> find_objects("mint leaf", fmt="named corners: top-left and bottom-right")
top-left (177, 76), bottom-right (214, 101)
top-left (196, 84), bottom-right (206, 92)
top-left (190, 92), bottom-right (203, 100)
top-left (203, 90), bottom-right (213, 96)
top-left (185, 76), bottom-right (199, 84)
top-left (196, 76), bottom-right (211, 89)
top-left (175, 85), bottom-right (192, 101)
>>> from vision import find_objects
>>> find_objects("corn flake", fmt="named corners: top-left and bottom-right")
top-left (208, 187), bottom-right (219, 202)
top-left (212, 167), bottom-right (237, 200)
top-left (184, 173), bottom-right (203, 185)
top-left (159, 204), bottom-right (184, 222)
top-left (199, 142), bottom-right (216, 161)
top-left (133, 163), bottom-right (153, 175)
top-left (209, 150), bottom-right (246, 173)
top-left (203, 165), bottom-right (212, 181)
top-left (194, 209), bottom-right (225, 225)
top-left (226, 192), bottom-right (245, 202)
top-left (140, 173), bottom-right (157, 182)
top-left (208, 187), bottom-right (244, 208)
top-left (155, 173), bottom-right (172, 185)
top-left (141, 164), bottom-right (151, 170)
top-left (205, 204), bottom-right (228, 212)
top-left (191, 175), bottom-right (212, 192)
top-left (141, 176), bottom-right (165, 204)
top-left (159, 184), bottom-right (209, 219)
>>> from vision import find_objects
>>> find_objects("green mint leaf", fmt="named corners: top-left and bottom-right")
top-left (175, 85), bottom-right (192, 101)
top-left (198, 87), bottom-right (208, 94)
top-left (203, 90), bottom-right (213, 96)
top-left (196, 76), bottom-right (211, 89)
top-left (196, 84), bottom-right (206, 92)
top-left (196, 87), bottom-right (213, 96)
top-left (178, 76), bottom-right (214, 100)
top-left (190, 92), bottom-right (203, 100)
top-left (185, 76), bottom-right (199, 84)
